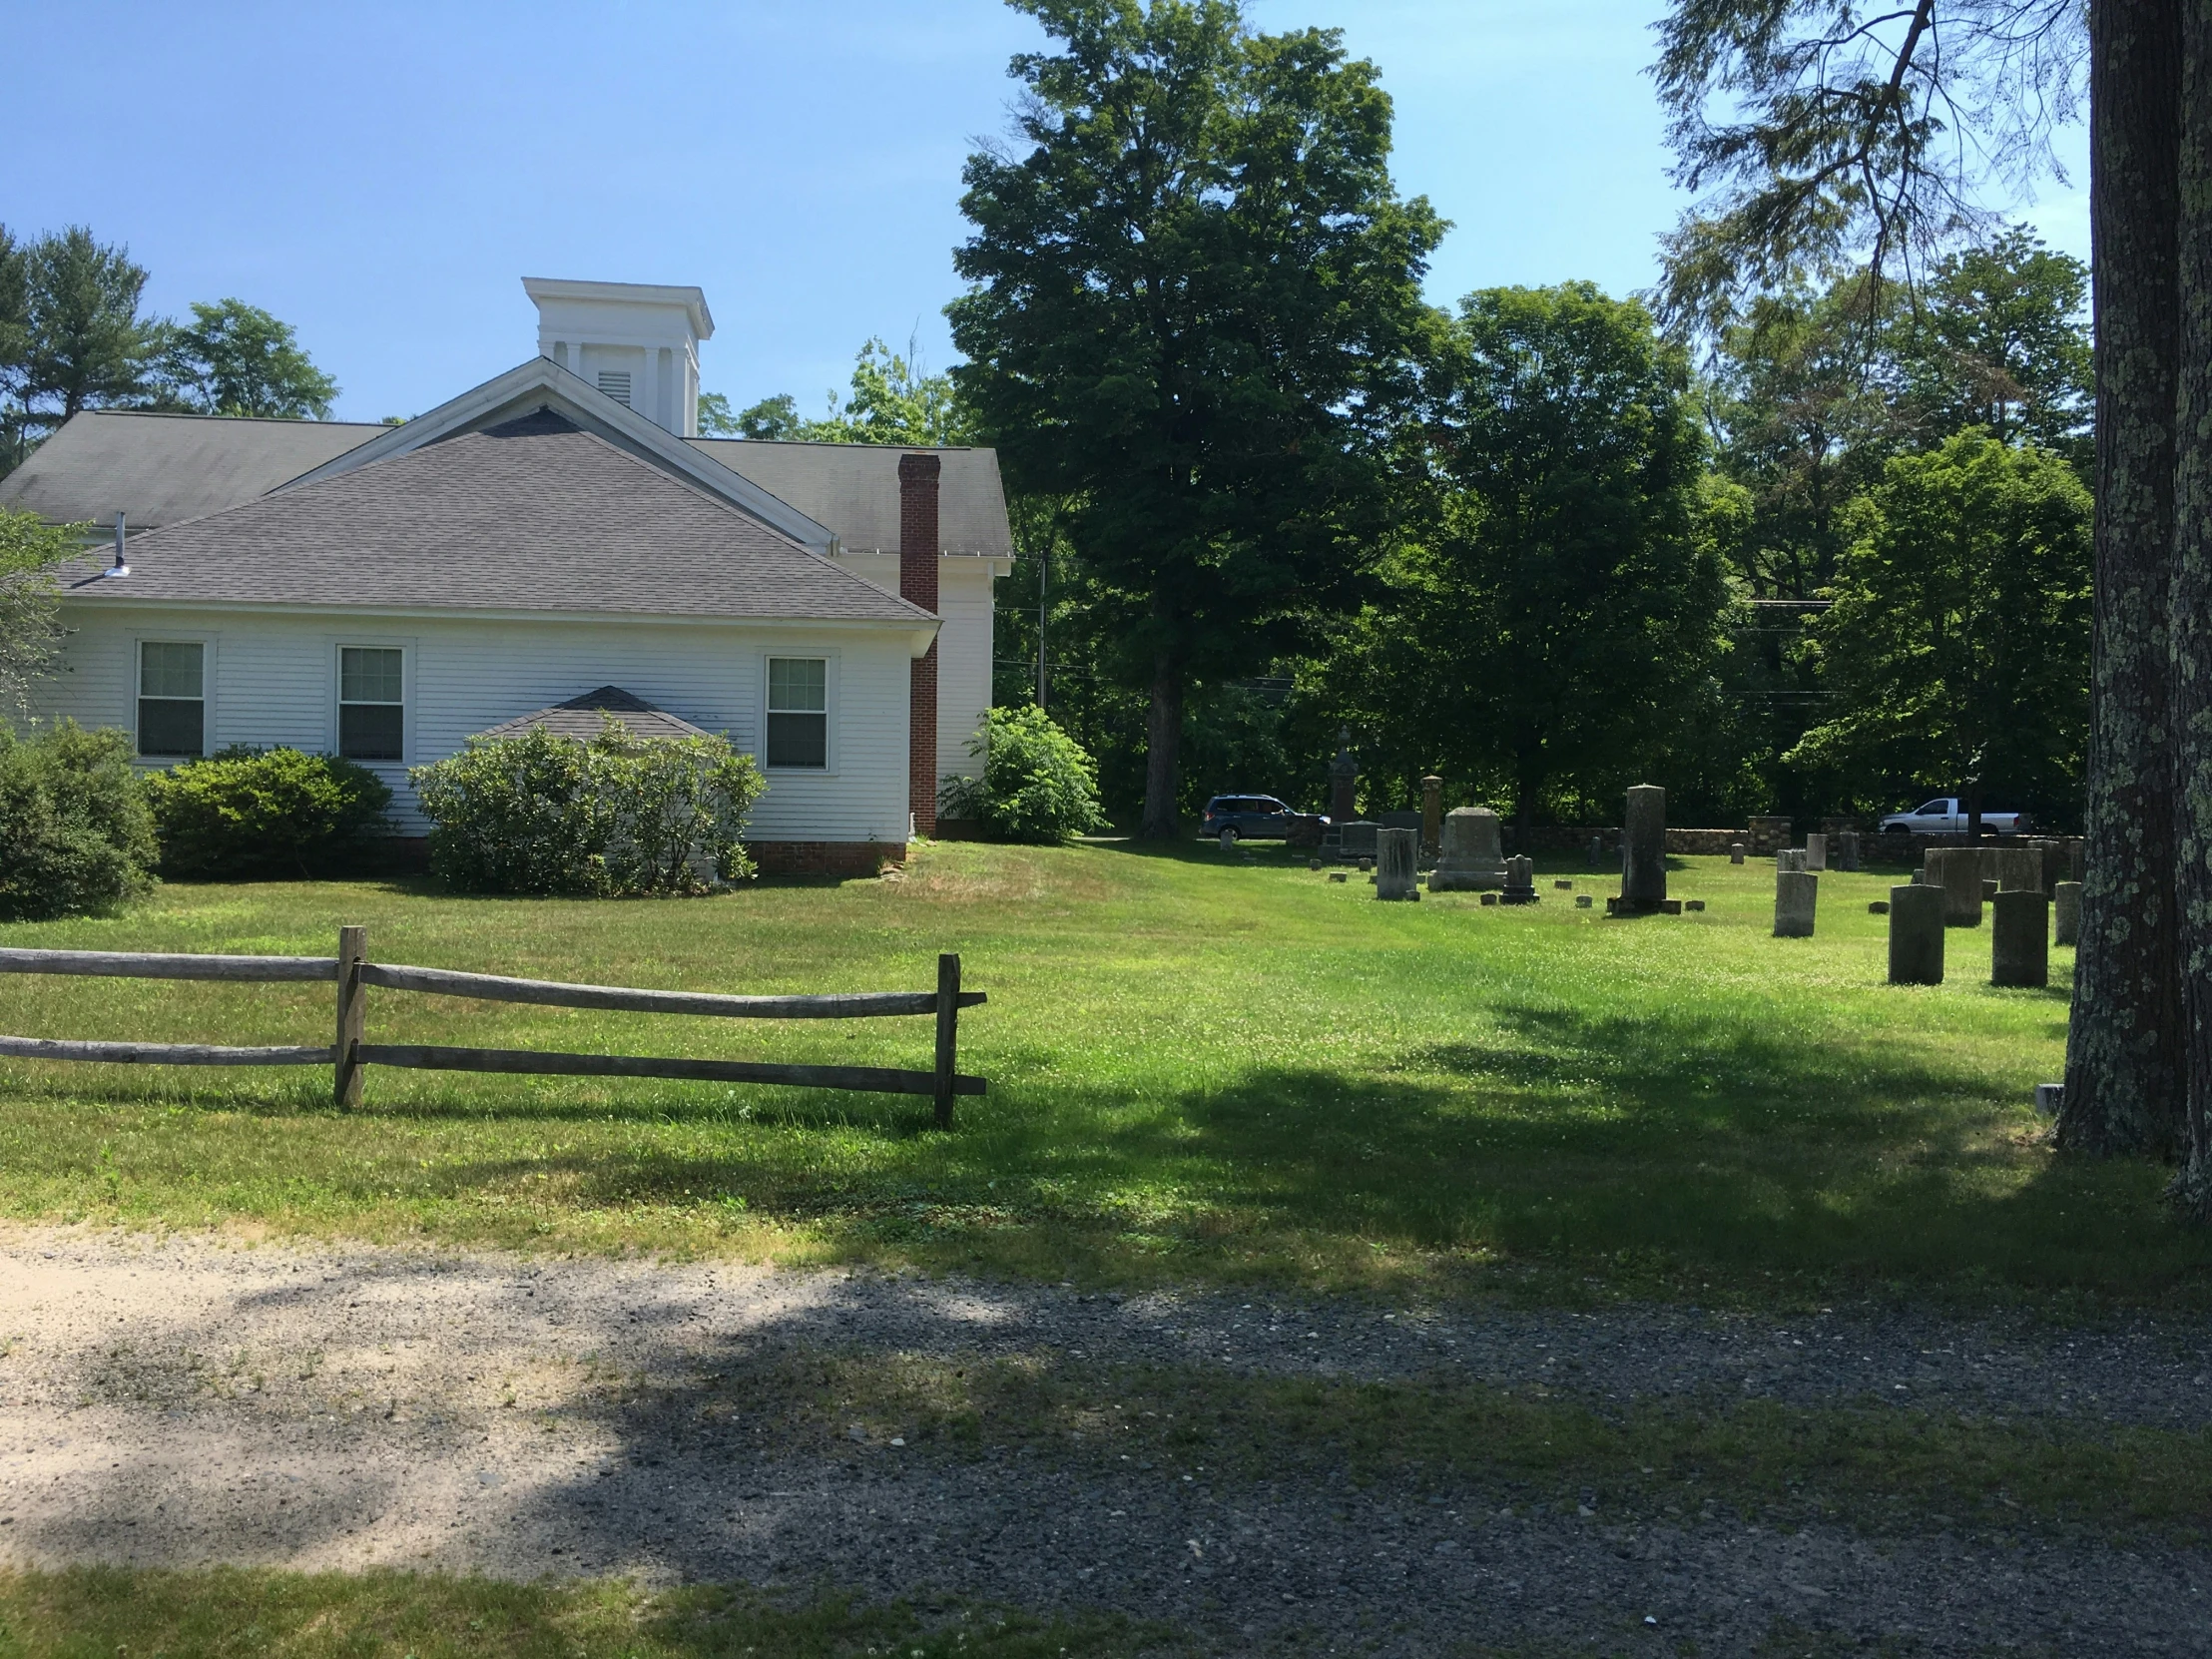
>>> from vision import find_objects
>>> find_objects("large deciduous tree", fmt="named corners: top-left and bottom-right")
top-left (948, 0), bottom-right (1443, 838)
top-left (1345, 284), bottom-right (1725, 830)
top-left (160, 298), bottom-right (339, 419)
top-left (1787, 431), bottom-right (2091, 821)
top-left (0, 506), bottom-right (81, 722)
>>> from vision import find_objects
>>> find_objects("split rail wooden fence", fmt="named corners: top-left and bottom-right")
top-left (0, 928), bottom-right (985, 1127)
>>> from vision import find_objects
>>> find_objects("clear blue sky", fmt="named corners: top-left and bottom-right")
top-left (7, 1), bottom-right (2089, 426)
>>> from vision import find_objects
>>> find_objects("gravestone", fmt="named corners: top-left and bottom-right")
top-left (1480, 891), bottom-right (1498, 905)
top-left (1376, 827), bottom-right (1420, 901)
top-left (2069, 840), bottom-right (2085, 883)
top-left (1868, 899), bottom-right (1890, 914)
top-left (1430, 808), bottom-right (1507, 891)
top-left (1994, 846), bottom-right (2044, 892)
top-left (1730, 843), bottom-right (1746, 865)
top-left (2033, 838), bottom-right (2066, 892)
top-left (1925, 847), bottom-right (1984, 926)
top-left (1887, 884), bottom-right (1944, 984)
top-left (1588, 834), bottom-right (1603, 869)
top-left (1342, 822), bottom-right (1380, 859)
top-left (1613, 784), bottom-right (1668, 914)
top-left (1774, 869), bottom-right (1819, 937)
top-left (1805, 833), bottom-right (1828, 871)
top-left (1837, 831), bottom-right (1862, 872)
top-left (1990, 889), bottom-right (2049, 987)
top-left (1500, 854), bottom-right (1539, 905)
top-left (1575, 894), bottom-right (1593, 908)
top-left (1981, 877), bottom-right (1999, 901)
top-left (1420, 776), bottom-right (1443, 856)
top-left (1684, 898), bottom-right (1706, 911)
top-left (1777, 848), bottom-right (1808, 873)
top-left (2054, 879), bottom-right (2082, 946)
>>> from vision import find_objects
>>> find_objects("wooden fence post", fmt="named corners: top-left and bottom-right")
top-left (933, 952), bottom-right (960, 1130)
top-left (335, 925), bottom-right (366, 1110)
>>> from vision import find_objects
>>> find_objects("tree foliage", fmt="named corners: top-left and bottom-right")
top-left (947, 0), bottom-right (1443, 837)
top-left (0, 722), bottom-right (159, 920)
top-left (939, 705), bottom-right (1107, 842)
top-left (143, 747), bottom-right (393, 879)
top-left (701, 338), bottom-right (973, 447)
top-left (1788, 430), bottom-right (2090, 820)
top-left (159, 298), bottom-right (339, 419)
top-left (412, 721), bottom-right (765, 896)
top-left (1652, 1), bottom-right (2085, 337)
top-left (0, 506), bottom-right (81, 721)
top-left (1335, 284), bottom-right (1727, 827)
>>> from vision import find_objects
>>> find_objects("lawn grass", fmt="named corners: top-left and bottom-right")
top-left (0, 1568), bottom-right (1171, 1658)
top-left (0, 839), bottom-right (2202, 1311)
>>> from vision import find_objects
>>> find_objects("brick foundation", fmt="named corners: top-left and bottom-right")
top-left (749, 840), bottom-right (904, 877)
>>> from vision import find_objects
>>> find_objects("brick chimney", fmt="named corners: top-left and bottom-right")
top-left (898, 452), bottom-right (941, 835)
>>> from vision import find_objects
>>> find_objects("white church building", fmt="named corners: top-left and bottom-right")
top-left (0, 279), bottom-right (1014, 873)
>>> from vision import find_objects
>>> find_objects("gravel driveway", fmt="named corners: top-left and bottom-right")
top-left (1, 1230), bottom-right (2205, 1655)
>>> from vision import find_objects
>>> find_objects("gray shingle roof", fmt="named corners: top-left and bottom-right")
top-left (51, 409), bottom-right (932, 625)
top-left (473, 686), bottom-right (716, 742)
top-left (688, 437), bottom-right (1012, 558)
top-left (0, 410), bottom-right (381, 529)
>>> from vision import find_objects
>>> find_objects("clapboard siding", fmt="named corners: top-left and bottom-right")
top-left (39, 607), bottom-right (915, 841)
top-left (934, 559), bottom-right (994, 785)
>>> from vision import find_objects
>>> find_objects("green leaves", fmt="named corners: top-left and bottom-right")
top-left (940, 706), bottom-right (1107, 843)
top-left (142, 747), bottom-right (394, 879)
top-left (411, 720), bottom-right (766, 897)
top-left (0, 721), bottom-right (158, 920)
top-left (159, 298), bottom-right (340, 420)
top-left (1786, 430), bottom-right (2091, 818)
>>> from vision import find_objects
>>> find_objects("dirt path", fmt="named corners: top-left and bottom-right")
top-left (0, 1230), bottom-right (2205, 1655)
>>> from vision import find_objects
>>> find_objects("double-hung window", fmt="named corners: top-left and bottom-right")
top-left (137, 641), bottom-right (205, 758)
top-left (765, 657), bottom-right (828, 769)
top-left (338, 647), bottom-right (405, 762)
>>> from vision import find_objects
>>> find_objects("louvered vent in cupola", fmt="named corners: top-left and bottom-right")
top-left (596, 369), bottom-right (633, 406)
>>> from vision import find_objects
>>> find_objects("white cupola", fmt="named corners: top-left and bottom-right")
top-left (522, 276), bottom-right (715, 437)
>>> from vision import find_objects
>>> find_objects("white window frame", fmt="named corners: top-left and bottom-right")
top-left (330, 640), bottom-right (412, 765)
top-left (133, 636), bottom-right (214, 761)
top-left (761, 651), bottom-right (835, 775)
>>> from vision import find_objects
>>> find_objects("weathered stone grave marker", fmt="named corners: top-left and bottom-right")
top-left (1990, 890), bottom-right (2049, 987)
top-left (1376, 827), bottom-right (1420, 901)
top-left (1501, 854), bottom-right (1539, 905)
top-left (1429, 808), bottom-right (1506, 892)
top-left (2054, 879), bottom-right (2081, 946)
top-left (1888, 884), bottom-right (1944, 983)
top-left (1805, 833), bottom-right (1828, 871)
top-left (1607, 784), bottom-right (1680, 915)
top-left (1774, 869), bottom-right (1818, 937)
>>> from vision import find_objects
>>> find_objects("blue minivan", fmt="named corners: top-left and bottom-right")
top-left (1200, 795), bottom-right (1298, 842)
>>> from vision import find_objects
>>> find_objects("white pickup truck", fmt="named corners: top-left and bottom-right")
top-left (1877, 798), bottom-right (2029, 836)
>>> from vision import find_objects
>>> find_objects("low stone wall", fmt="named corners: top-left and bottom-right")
top-left (1503, 826), bottom-right (1779, 857)
top-left (750, 840), bottom-right (901, 877)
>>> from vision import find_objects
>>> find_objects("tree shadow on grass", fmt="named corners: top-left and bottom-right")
top-left (400, 994), bottom-right (2212, 1303)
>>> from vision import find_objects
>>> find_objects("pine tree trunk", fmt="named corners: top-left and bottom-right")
top-left (1140, 651), bottom-right (1184, 840)
top-left (2171, 0), bottom-right (2212, 1215)
top-left (2060, 0), bottom-right (2188, 1159)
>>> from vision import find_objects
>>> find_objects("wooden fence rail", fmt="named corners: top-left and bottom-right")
top-left (0, 930), bottom-right (984, 1127)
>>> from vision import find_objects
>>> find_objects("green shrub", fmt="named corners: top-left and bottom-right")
top-left (939, 705), bottom-right (1106, 843)
top-left (143, 746), bottom-right (394, 879)
top-left (0, 722), bottom-right (159, 919)
top-left (411, 720), bottom-right (765, 896)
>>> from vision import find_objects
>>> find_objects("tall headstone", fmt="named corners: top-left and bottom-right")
top-left (1730, 843), bottom-right (1746, 864)
top-left (1990, 889), bottom-right (2049, 987)
top-left (1376, 827), bottom-right (1420, 901)
top-left (1341, 821), bottom-right (1379, 859)
top-left (1774, 869), bottom-right (1819, 937)
top-left (1805, 832), bottom-right (1828, 871)
top-left (1888, 883), bottom-right (1945, 983)
top-left (1926, 846), bottom-right (1984, 926)
top-left (1328, 730), bottom-right (1359, 826)
top-left (1420, 776), bottom-right (1443, 856)
top-left (1501, 854), bottom-right (1538, 904)
top-left (1430, 808), bottom-right (1507, 891)
top-left (1777, 847), bottom-right (1808, 873)
top-left (2054, 879), bottom-right (2082, 946)
top-left (2034, 838), bottom-right (2066, 892)
top-left (1617, 784), bottom-right (1668, 912)
top-left (1994, 846), bottom-right (2044, 892)
top-left (2069, 839), bottom-right (2085, 883)
top-left (1837, 830), bottom-right (1862, 872)
top-left (1588, 834), bottom-right (1603, 869)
